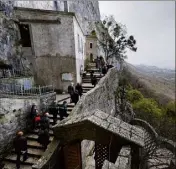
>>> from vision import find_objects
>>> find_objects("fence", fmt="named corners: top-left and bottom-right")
top-left (0, 83), bottom-right (54, 96)
top-left (0, 69), bottom-right (32, 78)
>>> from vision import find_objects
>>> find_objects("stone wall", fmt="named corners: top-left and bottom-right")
top-left (71, 67), bottom-right (119, 168)
top-left (72, 67), bottom-right (119, 116)
top-left (0, 1), bottom-right (22, 70)
top-left (34, 55), bottom-right (77, 91)
top-left (68, 1), bottom-right (100, 34)
top-left (0, 97), bottom-right (39, 158)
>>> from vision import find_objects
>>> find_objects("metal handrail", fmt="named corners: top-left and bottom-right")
top-left (0, 83), bottom-right (54, 96)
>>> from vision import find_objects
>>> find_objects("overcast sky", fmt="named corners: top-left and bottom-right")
top-left (99, 1), bottom-right (175, 69)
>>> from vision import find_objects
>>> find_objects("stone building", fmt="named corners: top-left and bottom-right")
top-left (14, 7), bottom-right (85, 91)
top-left (12, 1), bottom-right (101, 91)
top-left (85, 31), bottom-right (99, 62)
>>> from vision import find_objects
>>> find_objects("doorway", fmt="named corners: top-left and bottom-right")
top-left (63, 141), bottom-right (82, 169)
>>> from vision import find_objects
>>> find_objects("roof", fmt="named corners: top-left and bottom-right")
top-left (53, 109), bottom-right (145, 147)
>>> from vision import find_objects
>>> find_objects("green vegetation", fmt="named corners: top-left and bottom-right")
top-left (116, 73), bottom-right (176, 141)
top-left (165, 101), bottom-right (176, 120)
top-left (127, 89), bottom-right (144, 103)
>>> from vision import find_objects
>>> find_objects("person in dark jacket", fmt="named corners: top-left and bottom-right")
top-left (102, 66), bottom-right (107, 76)
top-left (31, 104), bottom-right (37, 118)
top-left (30, 104), bottom-right (38, 130)
top-left (71, 90), bottom-right (79, 105)
top-left (49, 101), bottom-right (58, 125)
top-left (13, 131), bottom-right (28, 169)
top-left (68, 83), bottom-right (74, 96)
top-left (38, 129), bottom-right (50, 150)
top-left (34, 113), bottom-right (41, 129)
top-left (92, 76), bottom-right (97, 87)
top-left (75, 83), bottom-right (83, 97)
top-left (40, 113), bottom-right (50, 130)
top-left (59, 101), bottom-right (68, 121)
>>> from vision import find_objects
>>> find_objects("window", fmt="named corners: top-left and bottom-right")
top-left (90, 42), bottom-right (93, 49)
top-left (64, 1), bottom-right (68, 12)
top-left (18, 24), bottom-right (31, 47)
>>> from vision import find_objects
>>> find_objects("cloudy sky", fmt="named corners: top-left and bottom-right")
top-left (99, 1), bottom-right (175, 69)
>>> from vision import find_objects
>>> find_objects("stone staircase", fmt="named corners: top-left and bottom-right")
top-left (2, 69), bottom-right (101, 169)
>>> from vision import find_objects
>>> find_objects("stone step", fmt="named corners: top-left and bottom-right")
top-left (82, 77), bottom-right (101, 80)
top-left (83, 88), bottom-right (92, 91)
top-left (12, 147), bottom-right (44, 158)
top-left (56, 103), bottom-right (75, 108)
top-left (27, 140), bottom-right (44, 149)
top-left (26, 134), bottom-right (54, 142)
top-left (31, 129), bottom-right (54, 137)
top-left (82, 86), bottom-right (94, 89)
top-left (5, 154), bottom-right (38, 166)
top-left (83, 76), bottom-right (102, 79)
top-left (3, 162), bottom-right (32, 169)
top-left (82, 85), bottom-right (94, 88)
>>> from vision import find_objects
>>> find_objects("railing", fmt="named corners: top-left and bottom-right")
top-left (0, 83), bottom-right (54, 96)
top-left (0, 69), bottom-right (32, 78)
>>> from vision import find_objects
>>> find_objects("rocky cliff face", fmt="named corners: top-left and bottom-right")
top-left (68, 1), bottom-right (100, 34)
top-left (14, 1), bottom-right (100, 34)
top-left (0, 1), bottom-right (22, 69)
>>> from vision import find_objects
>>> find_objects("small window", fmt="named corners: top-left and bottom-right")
top-left (90, 43), bottom-right (93, 49)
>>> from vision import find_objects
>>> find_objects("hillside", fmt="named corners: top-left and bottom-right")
top-left (135, 64), bottom-right (175, 84)
top-left (125, 63), bottom-right (175, 105)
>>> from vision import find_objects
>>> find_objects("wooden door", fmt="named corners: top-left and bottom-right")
top-left (63, 141), bottom-right (82, 169)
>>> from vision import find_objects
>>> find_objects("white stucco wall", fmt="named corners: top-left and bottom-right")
top-left (73, 17), bottom-right (85, 83)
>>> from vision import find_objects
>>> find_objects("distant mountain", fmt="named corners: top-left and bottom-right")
top-left (134, 64), bottom-right (175, 83)
top-left (124, 63), bottom-right (175, 105)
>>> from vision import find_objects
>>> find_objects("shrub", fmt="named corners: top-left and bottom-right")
top-left (127, 89), bottom-right (144, 103)
top-left (133, 98), bottom-right (162, 121)
top-left (165, 101), bottom-right (176, 121)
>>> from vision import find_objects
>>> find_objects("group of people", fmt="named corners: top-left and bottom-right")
top-left (12, 101), bottom-right (69, 169)
top-left (30, 104), bottom-right (50, 150)
top-left (68, 83), bottom-right (83, 105)
top-left (95, 56), bottom-right (107, 76)
top-left (12, 107), bottom-right (49, 169)
top-left (48, 100), bottom-right (68, 124)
